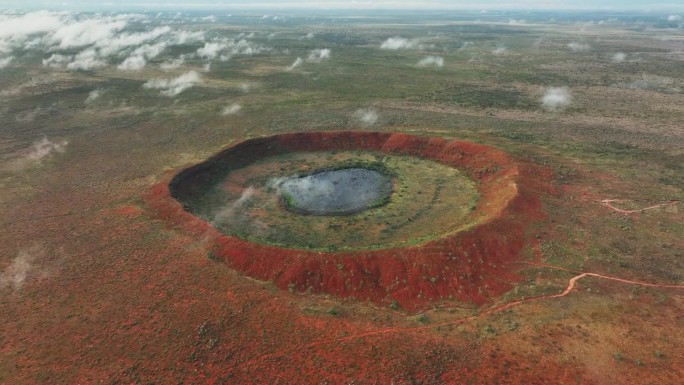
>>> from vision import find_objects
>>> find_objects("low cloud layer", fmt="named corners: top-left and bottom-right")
top-left (160, 54), bottom-right (188, 71)
top-left (197, 38), bottom-right (267, 62)
top-left (541, 87), bottom-right (572, 110)
top-left (0, 12), bottom-right (209, 72)
top-left (457, 41), bottom-right (473, 51)
top-left (143, 70), bottom-right (201, 97)
top-left (307, 48), bottom-right (331, 63)
top-left (612, 52), bottom-right (627, 63)
top-left (417, 55), bottom-right (444, 67)
top-left (212, 187), bottom-right (256, 227)
top-left (0, 56), bottom-right (13, 68)
top-left (285, 48), bottom-right (330, 71)
top-left (0, 246), bottom-right (44, 291)
top-left (27, 137), bottom-right (68, 161)
top-left (118, 42), bottom-right (168, 71)
top-left (197, 42), bottom-right (225, 59)
top-left (353, 108), bottom-right (380, 126)
top-left (221, 103), bottom-right (242, 116)
top-left (85, 89), bottom-right (103, 104)
top-left (286, 57), bottom-right (303, 71)
top-left (624, 74), bottom-right (681, 93)
top-left (567, 42), bottom-right (591, 52)
top-left (380, 37), bottom-right (420, 50)
top-left (491, 46), bottom-right (507, 55)
top-left (667, 15), bottom-right (682, 22)
top-left (1, 137), bottom-right (66, 172)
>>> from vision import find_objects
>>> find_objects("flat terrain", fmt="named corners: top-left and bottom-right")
top-left (0, 10), bottom-right (682, 384)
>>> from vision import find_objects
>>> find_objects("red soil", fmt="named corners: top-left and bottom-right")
top-left (144, 131), bottom-right (552, 311)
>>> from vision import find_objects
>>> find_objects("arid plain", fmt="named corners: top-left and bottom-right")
top-left (0, 10), bottom-right (682, 384)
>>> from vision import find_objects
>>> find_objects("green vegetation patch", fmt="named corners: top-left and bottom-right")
top-left (188, 150), bottom-right (480, 251)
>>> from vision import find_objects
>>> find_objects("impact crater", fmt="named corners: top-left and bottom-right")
top-left (145, 131), bottom-right (549, 311)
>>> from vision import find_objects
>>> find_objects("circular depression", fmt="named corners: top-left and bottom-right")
top-left (173, 149), bottom-right (480, 251)
top-left (150, 131), bottom-right (544, 310)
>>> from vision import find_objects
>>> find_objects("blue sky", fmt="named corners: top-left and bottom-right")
top-left (1, 0), bottom-right (683, 11)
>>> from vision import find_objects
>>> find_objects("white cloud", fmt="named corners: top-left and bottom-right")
top-left (118, 42), bottom-right (168, 70)
top-left (42, 53), bottom-right (71, 67)
top-left (625, 75), bottom-right (680, 93)
top-left (417, 55), bottom-right (444, 67)
top-left (285, 50), bottom-right (329, 70)
top-left (380, 37), bottom-right (419, 50)
top-left (170, 30), bottom-right (205, 45)
top-left (27, 137), bottom-right (68, 161)
top-left (32, 25), bottom-right (169, 72)
top-left (0, 13), bottom-right (261, 77)
top-left (226, 39), bottom-right (265, 57)
top-left (541, 87), bottom-right (572, 110)
top-left (96, 26), bottom-right (171, 56)
top-left (0, 245), bottom-right (44, 291)
top-left (44, 51), bottom-right (106, 70)
top-left (1, 137), bottom-right (67, 172)
top-left (118, 54), bottom-right (146, 70)
top-left (143, 70), bottom-right (201, 97)
top-left (457, 41), bottom-right (473, 51)
top-left (353, 108), bottom-right (379, 126)
top-left (15, 107), bottom-right (44, 123)
top-left (492, 46), bottom-right (507, 55)
top-left (286, 57), bottom-right (303, 71)
top-left (221, 103), bottom-right (242, 116)
top-left (197, 41), bottom-right (226, 59)
top-left (133, 42), bottom-right (168, 59)
top-left (212, 187), bottom-right (256, 227)
top-left (66, 49), bottom-right (106, 70)
top-left (667, 15), bottom-right (682, 22)
top-left (160, 55), bottom-right (187, 70)
top-left (197, 39), bottom-right (267, 61)
top-left (612, 52), bottom-right (627, 63)
top-left (304, 32), bottom-right (315, 39)
top-left (85, 89), bottom-right (103, 104)
top-left (567, 42), bottom-right (591, 52)
top-left (0, 11), bottom-right (64, 39)
top-left (38, 23), bottom-right (178, 72)
top-left (306, 48), bottom-right (330, 62)
top-left (0, 56), bottom-right (13, 68)
top-left (52, 18), bottom-right (127, 49)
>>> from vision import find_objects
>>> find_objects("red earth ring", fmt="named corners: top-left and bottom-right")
top-left (143, 131), bottom-right (550, 312)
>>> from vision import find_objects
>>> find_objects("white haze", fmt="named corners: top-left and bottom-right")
top-left (541, 87), bottom-right (572, 110)
top-left (417, 55), bottom-right (444, 67)
top-left (0, 245), bottom-right (45, 291)
top-left (212, 187), bottom-right (256, 227)
top-left (0, 56), bottom-right (12, 68)
top-left (380, 37), bottom-right (420, 50)
top-left (221, 103), bottom-right (242, 115)
top-left (85, 88), bottom-right (103, 104)
top-left (567, 42), bottom-right (591, 52)
top-left (0, 11), bottom-right (264, 73)
top-left (286, 57), bottom-right (303, 71)
top-left (307, 48), bottom-right (331, 62)
top-left (612, 52), bottom-right (627, 62)
top-left (143, 70), bottom-right (201, 97)
top-left (353, 108), bottom-right (380, 126)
